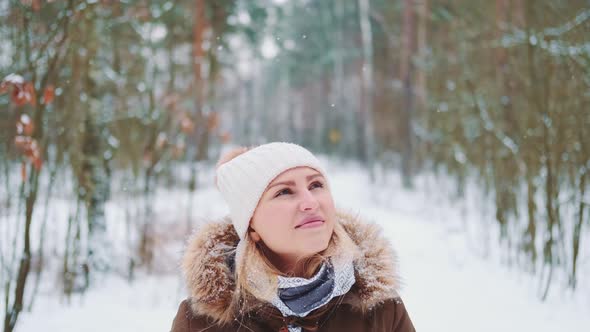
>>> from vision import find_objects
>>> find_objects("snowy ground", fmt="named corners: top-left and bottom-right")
top-left (14, 159), bottom-right (590, 332)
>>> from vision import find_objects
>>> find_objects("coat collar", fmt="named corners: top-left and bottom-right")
top-left (181, 211), bottom-right (401, 324)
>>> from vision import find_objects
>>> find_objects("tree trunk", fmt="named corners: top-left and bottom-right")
top-left (416, 0), bottom-right (428, 108)
top-left (3, 165), bottom-right (38, 332)
top-left (193, 0), bottom-right (208, 119)
top-left (358, 0), bottom-right (376, 178)
top-left (400, 0), bottom-right (416, 188)
top-left (495, 0), bottom-right (517, 140)
top-left (1, 0), bottom-right (75, 324)
top-left (189, 0), bottom-right (211, 194)
top-left (524, 165), bottom-right (537, 270)
top-left (332, 0), bottom-right (345, 153)
top-left (570, 169), bottom-right (586, 289)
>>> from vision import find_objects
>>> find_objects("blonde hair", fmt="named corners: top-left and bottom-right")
top-left (235, 222), bottom-right (348, 292)
top-left (234, 222), bottom-right (354, 330)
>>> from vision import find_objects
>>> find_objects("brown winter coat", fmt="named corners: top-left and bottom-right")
top-left (170, 212), bottom-right (416, 332)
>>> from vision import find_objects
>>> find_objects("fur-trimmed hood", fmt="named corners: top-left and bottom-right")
top-left (181, 211), bottom-right (401, 324)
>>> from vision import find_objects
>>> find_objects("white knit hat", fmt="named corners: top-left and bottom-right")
top-left (216, 142), bottom-right (328, 240)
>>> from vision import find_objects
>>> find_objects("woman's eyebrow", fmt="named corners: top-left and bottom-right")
top-left (306, 174), bottom-right (323, 181)
top-left (267, 174), bottom-right (323, 190)
top-left (267, 180), bottom-right (295, 190)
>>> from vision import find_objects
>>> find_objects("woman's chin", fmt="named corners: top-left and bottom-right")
top-left (300, 236), bottom-right (331, 255)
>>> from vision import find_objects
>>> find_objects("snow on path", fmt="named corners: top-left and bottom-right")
top-left (16, 161), bottom-right (590, 331)
top-left (331, 164), bottom-right (590, 332)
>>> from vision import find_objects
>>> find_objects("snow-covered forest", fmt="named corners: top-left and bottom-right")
top-left (1, 0), bottom-right (589, 331)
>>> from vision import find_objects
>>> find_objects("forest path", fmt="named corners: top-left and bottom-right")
top-left (17, 162), bottom-right (590, 332)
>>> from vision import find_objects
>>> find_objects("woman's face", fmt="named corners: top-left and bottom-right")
top-left (250, 166), bottom-right (336, 270)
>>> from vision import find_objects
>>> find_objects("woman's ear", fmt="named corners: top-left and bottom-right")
top-left (249, 227), bottom-right (262, 242)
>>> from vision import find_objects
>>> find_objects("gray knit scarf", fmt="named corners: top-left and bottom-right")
top-left (270, 259), bottom-right (355, 332)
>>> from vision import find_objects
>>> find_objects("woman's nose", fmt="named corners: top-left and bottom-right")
top-left (299, 189), bottom-right (319, 211)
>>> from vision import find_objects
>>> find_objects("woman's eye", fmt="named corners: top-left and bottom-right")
top-left (275, 188), bottom-right (293, 197)
top-left (309, 181), bottom-right (324, 190)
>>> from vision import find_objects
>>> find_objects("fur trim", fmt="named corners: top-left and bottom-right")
top-left (181, 211), bottom-right (401, 322)
top-left (337, 211), bottom-right (401, 312)
top-left (181, 216), bottom-right (239, 324)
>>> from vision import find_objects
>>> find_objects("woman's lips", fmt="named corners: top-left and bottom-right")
top-left (297, 220), bottom-right (324, 229)
top-left (295, 219), bottom-right (325, 229)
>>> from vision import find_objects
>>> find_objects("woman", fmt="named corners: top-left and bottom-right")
top-left (171, 142), bottom-right (415, 332)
